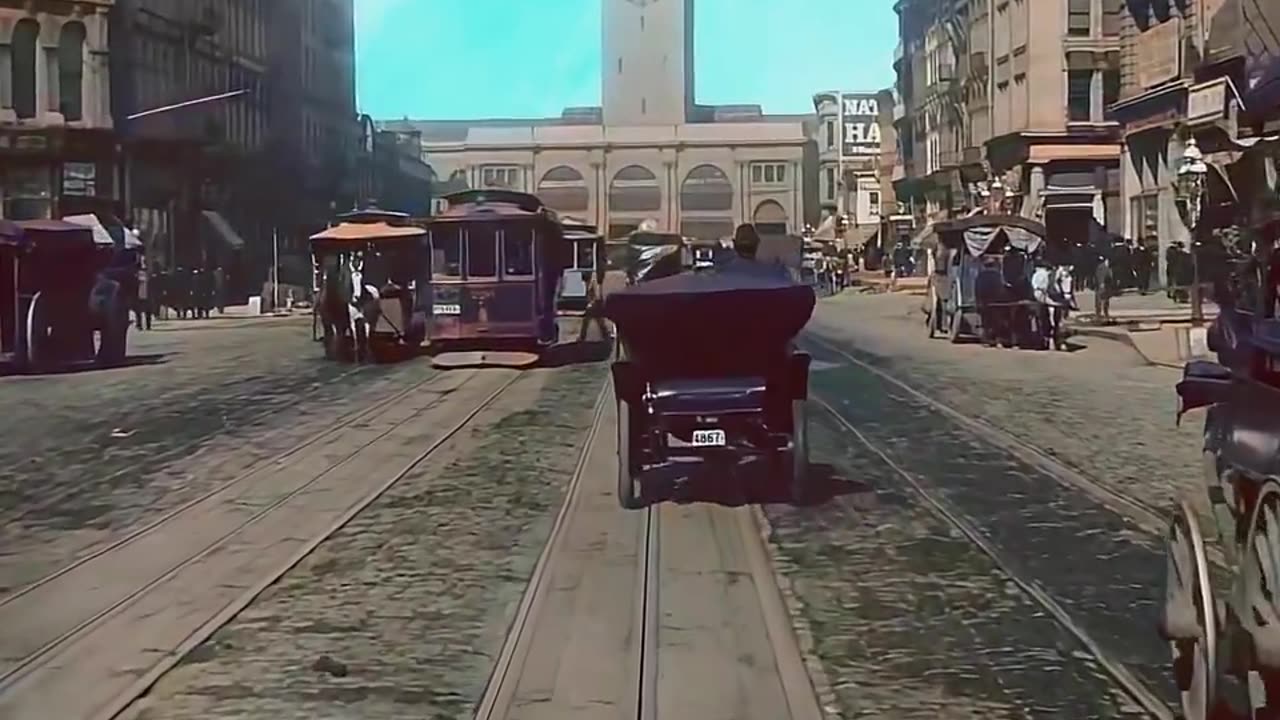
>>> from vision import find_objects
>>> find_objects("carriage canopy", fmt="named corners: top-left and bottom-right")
top-left (935, 214), bottom-right (1048, 258)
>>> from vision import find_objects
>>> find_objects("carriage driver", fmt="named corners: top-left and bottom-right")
top-left (722, 223), bottom-right (791, 280)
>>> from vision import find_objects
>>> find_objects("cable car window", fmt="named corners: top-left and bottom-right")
top-left (431, 229), bottom-right (462, 278)
top-left (576, 240), bottom-right (595, 270)
top-left (468, 226), bottom-right (498, 278)
top-left (503, 230), bottom-right (535, 277)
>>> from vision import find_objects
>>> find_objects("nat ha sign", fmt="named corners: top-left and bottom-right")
top-left (841, 94), bottom-right (880, 158)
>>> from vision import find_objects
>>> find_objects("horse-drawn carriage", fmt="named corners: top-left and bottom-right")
top-left (1162, 212), bottom-right (1280, 720)
top-left (605, 236), bottom-right (816, 509)
top-left (311, 215), bottom-right (429, 363)
top-left (424, 189), bottom-right (570, 368)
top-left (0, 219), bottom-right (131, 372)
top-left (924, 214), bottom-right (1060, 348)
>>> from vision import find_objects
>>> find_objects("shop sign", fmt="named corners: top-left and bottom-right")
top-left (840, 93), bottom-right (881, 159)
top-left (1187, 78), bottom-right (1229, 125)
top-left (1136, 18), bottom-right (1182, 90)
top-left (0, 133), bottom-right (50, 152)
top-left (62, 162), bottom-right (97, 197)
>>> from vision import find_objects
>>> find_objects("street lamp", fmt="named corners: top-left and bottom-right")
top-left (1176, 136), bottom-right (1208, 326)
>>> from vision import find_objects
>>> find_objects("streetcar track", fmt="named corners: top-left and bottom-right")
top-left (0, 366), bottom-right (460, 611)
top-left (475, 386), bottom-right (823, 720)
top-left (473, 384), bottom-right (611, 720)
top-left (811, 395), bottom-right (1175, 720)
top-left (0, 368), bottom-right (526, 720)
top-left (801, 333), bottom-right (1207, 555)
top-left (0, 359), bottom-right (373, 526)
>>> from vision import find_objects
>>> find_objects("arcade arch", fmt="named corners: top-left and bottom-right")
top-left (536, 165), bottom-right (590, 213)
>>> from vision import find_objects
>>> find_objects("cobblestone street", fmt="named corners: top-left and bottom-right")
top-left (0, 298), bottom-right (1194, 720)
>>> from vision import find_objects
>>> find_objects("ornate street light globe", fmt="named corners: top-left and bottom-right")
top-left (1177, 137), bottom-right (1209, 232)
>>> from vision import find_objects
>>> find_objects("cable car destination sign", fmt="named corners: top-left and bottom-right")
top-left (840, 93), bottom-right (881, 158)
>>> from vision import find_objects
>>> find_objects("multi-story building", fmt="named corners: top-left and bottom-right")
top-left (111, 0), bottom-right (269, 276)
top-left (811, 90), bottom-right (883, 249)
top-left (388, 0), bottom-right (812, 242)
top-left (1111, 0), bottom-right (1280, 283)
top-left (894, 0), bottom-right (1124, 248)
top-left (0, 0), bottom-right (116, 221)
top-left (109, 0), bottom-right (356, 294)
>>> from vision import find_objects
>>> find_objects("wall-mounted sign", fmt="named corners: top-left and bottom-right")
top-left (840, 93), bottom-right (881, 159)
top-left (62, 162), bottom-right (97, 197)
top-left (1187, 77), bottom-right (1229, 125)
top-left (1136, 18), bottom-right (1182, 90)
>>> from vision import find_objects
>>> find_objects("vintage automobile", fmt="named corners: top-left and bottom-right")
top-left (689, 238), bottom-right (724, 271)
top-left (624, 229), bottom-right (689, 284)
top-left (1161, 208), bottom-right (1280, 720)
top-left (0, 219), bottom-right (130, 372)
top-left (424, 189), bottom-right (569, 368)
top-left (557, 217), bottom-right (604, 312)
top-left (310, 215), bottom-right (429, 362)
top-left (605, 268), bottom-right (816, 509)
top-left (924, 214), bottom-right (1048, 347)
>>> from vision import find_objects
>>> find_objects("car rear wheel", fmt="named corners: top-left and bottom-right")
top-left (617, 398), bottom-right (643, 510)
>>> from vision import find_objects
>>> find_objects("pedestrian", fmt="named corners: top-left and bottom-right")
top-left (135, 257), bottom-right (152, 330)
top-left (1094, 255), bottom-right (1114, 325)
top-left (213, 265), bottom-right (226, 314)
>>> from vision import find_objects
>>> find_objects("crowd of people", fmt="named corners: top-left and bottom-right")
top-left (131, 260), bottom-right (229, 331)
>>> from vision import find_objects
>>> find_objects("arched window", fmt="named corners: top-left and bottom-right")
top-left (11, 19), bottom-right (40, 120)
top-left (58, 22), bottom-right (86, 121)
top-left (537, 166), bottom-right (589, 212)
top-left (608, 165), bottom-right (661, 213)
top-left (679, 164), bottom-right (733, 212)
top-left (753, 200), bottom-right (789, 236)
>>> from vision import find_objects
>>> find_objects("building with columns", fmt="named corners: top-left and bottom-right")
top-left (382, 0), bottom-right (813, 240)
top-left (0, 0), bottom-right (116, 221)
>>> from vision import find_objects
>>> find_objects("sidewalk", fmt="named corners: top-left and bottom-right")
top-left (1067, 291), bottom-right (1215, 368)
top-left (851, 271), bottom-right (928, 296)
top-left (149, 304), bottom-right (302, 332)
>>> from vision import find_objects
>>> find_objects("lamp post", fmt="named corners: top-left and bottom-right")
top-left (1176, 136), bottom-right (1208, 326)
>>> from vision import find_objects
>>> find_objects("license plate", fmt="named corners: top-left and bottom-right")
top-left (432, 304), bottom-right (461, 315)
top-left (691, 429), bottom-right (726, 447)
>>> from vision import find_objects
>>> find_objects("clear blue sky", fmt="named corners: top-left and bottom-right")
top-left (355, 0), bottom-right (899, 120)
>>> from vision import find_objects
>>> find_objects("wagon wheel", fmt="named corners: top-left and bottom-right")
top-left (616, 398), bottom-right (643, 510)
top-left (1163, 500), bottom-right (1218, 720)
top-left (24, 292), bottom-right (52, 372)
top-left (1240, 482), bottom-right (1280, 716)
top-left (789, 399), bottom-right (811, 503)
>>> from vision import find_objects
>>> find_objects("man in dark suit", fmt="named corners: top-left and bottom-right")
top-left (720, 223), bottom-right (792, 280)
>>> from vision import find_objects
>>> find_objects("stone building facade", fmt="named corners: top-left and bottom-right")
top-left (109, 0), bottom-right (357, 293)
top-left (893, 0), bottom-right (1125, 248)
top-left (1111, 0), bottom-right (1280, 283)
top-left (389, 0), bottom-right (811, 241)
top-left (0, 0), bottom-right (116, 221)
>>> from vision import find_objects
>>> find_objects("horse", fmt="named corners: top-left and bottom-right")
top-left (1034, 265), bottom-right (1077, 351)
top-left (318, 256), bottom-right (356, 360)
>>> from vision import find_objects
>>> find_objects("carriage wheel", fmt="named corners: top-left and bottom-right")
top-left (1240, 482), bottom-right (1280, 716)
top-left (616, 399), bottom-right (643, 510)
top-left (789, 399), bottom-right (811, 502)
top-left (24, 292), bottom-right (52, 372)
top-left (1164, 500), bottom-right (1218, 720)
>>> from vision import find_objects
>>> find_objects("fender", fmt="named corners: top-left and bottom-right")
top-left (1207, 379), bottom-right (1280, 480)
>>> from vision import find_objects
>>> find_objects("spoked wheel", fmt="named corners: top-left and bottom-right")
top-left (616, 399), bottom-right (643, 510)
top-left (1163, 500), bottom-right (1218, 720)
top-left (1241, 482), bottom-right (1280, 717)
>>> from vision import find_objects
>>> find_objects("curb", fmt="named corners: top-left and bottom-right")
top-left (1067, 325), bottom-right (1182, 369)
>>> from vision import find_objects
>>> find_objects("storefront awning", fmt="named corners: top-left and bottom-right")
top-left (201, 210), bottom-right (245, 250)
